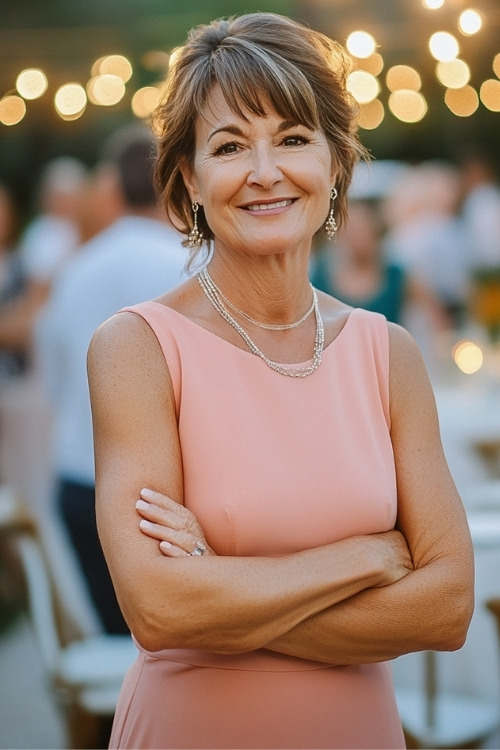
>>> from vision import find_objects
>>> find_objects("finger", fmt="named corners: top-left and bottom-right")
top-left (159, 541), bottom-right (189, 558)
top-left (140, 487), bottom-right (181, 511)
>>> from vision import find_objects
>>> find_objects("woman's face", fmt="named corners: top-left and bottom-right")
top-left (181, 85), bottom-right (336, 259)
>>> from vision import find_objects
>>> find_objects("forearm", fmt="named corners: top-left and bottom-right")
top-left (120, 535), bottom-right (400, 654)
top-left (266, 559), bottom-right (473, 664)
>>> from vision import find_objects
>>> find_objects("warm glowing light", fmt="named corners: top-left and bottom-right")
top-left (355, 53), bottom-right (384, 76)
top-left (458, 9), bottom-right (483, 35)
top-left (429, 31), bottom-right (459, 61)
top-left (98, 55), bottom-right (133, 82)
top-left (480, 79), bottom-right (500, 111)
top-left (131, 86), bottom-right (161, 118)
top-left (0, 95), bottom-right (26, 125)
top-left (87, 74), bottom-right (126, 106)
top-left (16, 69), bottom-right (48, 100)
top-left (168, 47), bottom-right (184, 73)
top-left (493, 54), bottom-right (500, 79)
top-left (346, 70), bottom-right (380, 103)
top-left (444, 85), bottom-right (479, 116)
top-left (346, 31), bottom-right (376, 59)
top-left (452, 340), bottom-right (484, 374)
top-left (386, 65), bottom-right (422, 92)
top-left (422, 0), bottom-right (445, 8)
top-left (54, 83), bottom-right (87, 118)
top-left (142, 50), bottom-right (171, 72)
top-left (436, 59), bottom-right (471, 88)
top-left (388, 90), bottom-right (427, 122)
top-left (357, 99), bottom-right (385, 130)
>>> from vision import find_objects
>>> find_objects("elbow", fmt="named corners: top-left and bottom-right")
top-left (431, 591), bottom-right (474, 653)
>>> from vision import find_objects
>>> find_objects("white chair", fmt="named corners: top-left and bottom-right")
top-left (0, 485), bottom-right (137, 748)
top-left (396, 650), bottom-right (499, 749)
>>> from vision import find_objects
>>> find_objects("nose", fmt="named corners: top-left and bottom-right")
top-left (246, 144), bottom-right (283, 188)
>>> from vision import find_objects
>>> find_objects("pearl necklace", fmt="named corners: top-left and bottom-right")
top-left (198, 267), bottom-right (324, 378)
top-left (207, 275), bottom-right (316, 330)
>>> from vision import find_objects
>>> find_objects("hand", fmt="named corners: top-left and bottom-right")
top-left (371, 529), bottom-right (414, 587)
top-left (136, 488), bottom-right (215, 558)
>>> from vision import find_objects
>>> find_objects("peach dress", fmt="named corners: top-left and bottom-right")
top-left (109, 301), bottom-right (405, 749)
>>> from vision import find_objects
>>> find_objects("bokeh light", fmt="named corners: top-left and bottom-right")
top-left (429, 31), bottom-right (460, 61)
top-left (0, 95), bottom-right (26, 125)
top-left (357, 99), bottom-right (385, 130)
top-left (98, 55), bottom-right (133, 82)
top-left (354, 52), bottom-right (384, 76)
top-left (386, 65), bottom-right (422, 92)
top-left (493, 53), bottom-right (500, 79)
top-left (458, 9), bottom-right (483, 35)
top-left (444, 85), bottom-right (479, 116)
top-left (388, 90), bottom-right (427, 122)
top-left (346, 70), bottom-right (380, 103)
top-left (86, 74), bottom-right (126, 106)
top-left (16, 68), bottom-right (48, 100)
top-left (422, 0), bottom-right (445, 8)
top-left (54, 83), bottom-right (87, 119)
top-left (346, 31), bottom-right (376, 58)
top-left (452, 340), bottom-right (484, 374)
top-left (131, 85), bottom-right (161, 118)
top-left (435, 59), bottom-right (471, 89)
top-left (480, 79), bottom-right (500, 112)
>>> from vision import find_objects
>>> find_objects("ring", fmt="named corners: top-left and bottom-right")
top-left (189, 541), bottom-right (206, 556)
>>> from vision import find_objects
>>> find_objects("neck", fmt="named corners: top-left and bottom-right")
top-left (207, 255), bottom-right (313, 327)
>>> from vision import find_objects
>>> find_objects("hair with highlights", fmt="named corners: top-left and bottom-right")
top-left (154, 12), bottom-right (367, 263)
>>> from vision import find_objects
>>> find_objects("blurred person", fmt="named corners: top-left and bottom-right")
top-left (0, 182), bottom-right (27, 379)
top-left (311, 198), bottom-right (447, 328)
top-left (35, 123), bottom-right (189, 634)
top-left (87, 13), bottom-right (473, 748)
top-left (459, 148), bottom-right (500, 270)
top-left (0, 158), bottom-right (87, 355)
top-left (383, 161), bottom-right (470, 328)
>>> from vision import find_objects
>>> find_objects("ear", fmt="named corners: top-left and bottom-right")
top-left (179, 158), bottom-right (202, 205)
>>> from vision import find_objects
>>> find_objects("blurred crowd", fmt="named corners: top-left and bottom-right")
top-left (1, 126), bottom-right (500, 636)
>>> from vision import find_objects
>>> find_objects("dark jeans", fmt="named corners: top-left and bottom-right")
top-left (57, 478), bottom-right (129, 634)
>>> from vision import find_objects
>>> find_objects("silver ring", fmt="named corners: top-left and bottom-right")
top-left (189, 541), bottom-right (206, 556)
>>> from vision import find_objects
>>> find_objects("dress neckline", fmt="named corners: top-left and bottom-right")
top-left (138, 300), bottom-right (361, 367)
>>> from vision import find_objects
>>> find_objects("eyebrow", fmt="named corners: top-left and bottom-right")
top-left (207, 119), bottom-right (305, 143)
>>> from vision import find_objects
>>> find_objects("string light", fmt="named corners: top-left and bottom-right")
top-left (0, 6), bottom-right (498, 130)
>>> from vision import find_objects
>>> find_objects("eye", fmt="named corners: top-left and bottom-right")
top-left (281, 134), bottom-right (311, 147)
top-left (213, 141), bottom-right (240, 156)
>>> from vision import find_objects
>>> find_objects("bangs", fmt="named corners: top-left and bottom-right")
top-left (196, 42), bottom-right (319, 129)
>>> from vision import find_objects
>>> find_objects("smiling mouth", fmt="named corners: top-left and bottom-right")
top-left (244, 199), bottom-right (294, 212)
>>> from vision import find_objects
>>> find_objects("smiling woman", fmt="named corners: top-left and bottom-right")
top-left (87, 11), bottom-right (474, 750)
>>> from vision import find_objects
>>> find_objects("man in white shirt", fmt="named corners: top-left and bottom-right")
top-left (36, 124), bottom-right (189, 633)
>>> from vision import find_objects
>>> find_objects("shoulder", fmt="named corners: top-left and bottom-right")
top-left (88, 310), bottom-right (169, 390)
top-left (386, 321), bottom-right (435, 419)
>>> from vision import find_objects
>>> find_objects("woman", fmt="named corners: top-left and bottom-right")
top-left (88, 13), bottom-right (474, 749)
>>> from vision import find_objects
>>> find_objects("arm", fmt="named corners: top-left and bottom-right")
top-left (266, 323), bottom-right (474, 663)
top-left (88, 311), bottom-right (412, 655)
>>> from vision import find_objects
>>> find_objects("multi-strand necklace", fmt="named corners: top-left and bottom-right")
top-left (197, 267), bottom-right (324, 378)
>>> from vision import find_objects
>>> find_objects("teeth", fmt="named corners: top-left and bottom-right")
top-left (246, 200), bottom-right (290, 211)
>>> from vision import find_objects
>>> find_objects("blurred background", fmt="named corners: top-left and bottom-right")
top-left (1, 0), bottom-right (500, 219)
top-left (2, 2), bottom-right (500, 749)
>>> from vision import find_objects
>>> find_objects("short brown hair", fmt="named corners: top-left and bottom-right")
top-left (154, 12), bottom-right (367, 261)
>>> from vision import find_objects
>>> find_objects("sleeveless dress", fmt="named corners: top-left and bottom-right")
top-left (109, 302), bottom-right (405, 750)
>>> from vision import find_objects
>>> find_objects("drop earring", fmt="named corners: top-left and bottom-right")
top-left (325, 187), bottom-right (338, 240)
top-left (187, 200), bottom-right (204, 249)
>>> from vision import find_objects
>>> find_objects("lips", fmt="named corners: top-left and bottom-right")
top-left (243, 199), bottom-right (294, 212)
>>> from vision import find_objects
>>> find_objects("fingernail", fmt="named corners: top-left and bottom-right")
top-left (160, 541), bottom-right (172, 549)
top-left (140, 488), bottom-right (154, 499)
top-left (139, 519), bottom-right (153, 529)
top-left (136, 499), bottom-right (149, 510)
